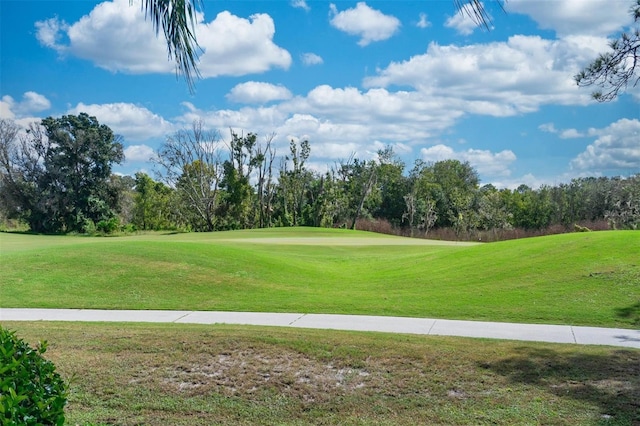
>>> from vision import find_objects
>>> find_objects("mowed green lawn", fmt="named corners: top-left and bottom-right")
top-left (1, 228), bottom-right (638, 328)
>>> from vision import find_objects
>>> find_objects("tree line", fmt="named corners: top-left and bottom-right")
top-left (1, 116), bottom-right (638, 238)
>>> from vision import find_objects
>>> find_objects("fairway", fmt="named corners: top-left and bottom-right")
top-left (221, 236), bottom-right (477, 245)
top-left (1, 228), bottom-right (638, 328)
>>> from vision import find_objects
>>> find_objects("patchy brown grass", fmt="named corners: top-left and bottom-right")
top-left (5, 322), bottom-right (639, 425)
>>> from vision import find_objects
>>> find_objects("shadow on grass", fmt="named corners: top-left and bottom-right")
top-left (616, 302), bottom-right (640, 327)
top-left (482, 348), bottom-right (640, 425)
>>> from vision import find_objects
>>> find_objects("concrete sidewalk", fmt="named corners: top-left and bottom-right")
top-left (1, 308), bottom-right (639, 349)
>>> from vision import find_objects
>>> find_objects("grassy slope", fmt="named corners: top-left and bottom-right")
top-left (1, 228), bottom-right (638, 327)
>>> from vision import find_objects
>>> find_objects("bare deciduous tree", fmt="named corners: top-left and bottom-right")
top-left (154, 120), bottom-right (222, 231)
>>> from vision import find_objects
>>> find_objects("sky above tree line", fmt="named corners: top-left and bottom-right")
top-left (1, 0), bottom-right (638, 188)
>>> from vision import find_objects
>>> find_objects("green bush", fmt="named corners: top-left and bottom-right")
top-left (96, 217), bottom-right (119, 234)
top-left (0, 327), bottom-right (67, 425)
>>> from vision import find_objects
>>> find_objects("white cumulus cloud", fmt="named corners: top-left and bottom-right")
top-left (34, 0), bottom-right (291, 78)
top-left (34, 17), bottom-right (69, 53)
top-left (559, 128), bottom-right (585, 139)
top-left (329, 2), bottom-right (401, 46)
top-left (301, 52), bottom-right (324, 66)
top-left (196, 11), bottom-right (291, 77)
top-left (124, 144), bottom-right (155, 162)
top-left (506, 0), bottom-right (634, 37)
top-left (68, 102), bottom-right (175, 141)
top-left (36, 0), bottom-right (171, 74)
top-left (364, 35), bottom-right (608, 115)
top-left (416, 13), bottom-right (431, 29)
top-left (226, 81), bottom-right (292, 104)
top-left (445, 4), bottom-right (484, 36)
top-left (421, 144), bottom-right (517, 177)
top-left (291, 0), bottom-right (310, 11)
top-left (1, 92), bottom-right (51, 118)
top-left (571, 118), bottom-right (640, 172)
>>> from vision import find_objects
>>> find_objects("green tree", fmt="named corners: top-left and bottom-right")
top-left (373, 146), bottom-right (409, 227)
top-left (109, 174), bottom-right (136, 227)
top-left (0, 115), bottom-right (123, 233)
top-left (219, 131), bottom-right (262, 229)
top-left (0, 118), bottom-right (23, 223)
top-left (132, 172), bottom-right (175, 230)
top-left (412, 159), bottom-right (479, 233)
top-left (278, 139), bottom-right (312, 226)
top-left (508, 185), bottom-right (554, 230)
top-left (332, 154), bottom-right (381, 230)
top-left (476, 185), bottom-right (512, 235)
top-left (606, 174), bottom-right (640, 229)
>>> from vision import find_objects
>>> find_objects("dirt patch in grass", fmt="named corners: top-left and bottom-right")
top-left (5, 322), bottom-right (640, 425)
top-left (162, 350), bottom-right (371, 401)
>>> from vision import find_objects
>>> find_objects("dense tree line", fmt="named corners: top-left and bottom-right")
top-left (1, 116), bottom-right (638, 237)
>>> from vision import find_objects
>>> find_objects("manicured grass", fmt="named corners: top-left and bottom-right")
top-left (5, 321), bottom-right (639, 425)
top-left (1, 228), bottom-right (638, 327)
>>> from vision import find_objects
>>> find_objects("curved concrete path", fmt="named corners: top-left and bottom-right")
top-left (1, 308), bottom-right (639, 349)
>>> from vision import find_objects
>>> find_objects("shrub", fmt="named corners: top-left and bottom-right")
top-left (0, 327), bottom-right (67, 425)
top-left (96, 217), bottom-right (120, 234)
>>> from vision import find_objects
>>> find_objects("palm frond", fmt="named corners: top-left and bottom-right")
top-left (454, 0), bottom-right (505, 31)
top-left (140, 0), bottom-right (203, 94)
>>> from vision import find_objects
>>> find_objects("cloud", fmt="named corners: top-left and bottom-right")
top-left (124, 144), bottom-right (155, 162)
top-left (1, 92), bottom-right (53, 129)
top-left (176, 85), bottom-right (466, 164)
top-left (67, 102), bottom-right (174, 141)
top-left (506, 0), bottom-right (634, 37)
top-left (538, 122), bottom-right (557, 134)
top-left (1, 92), bottom-right (51, 119)
top-left (539, 122), bottom-right (585, 139)
top-left (570, 118), bottom-right (640, 172)
top-left (19, 92), bottom-right (51, 114)
top-left (196, 12), bottom-right (291, 77)
top-left (0, 97), bottom-right (13, 120)
top-left (364, 35), bottom-right (609, 115)
top-left (416, 13), bottom-right (431, 29)
top-left (226, 81), bottom-right (292, 104)
top-left (559, 128), bottom-right (584, 139)
top-left (329, 2), bottom-right (401, 46)
top-left (491, 173), bottom-right (549, 190)
top-left (36, 0), bottom-right (171, 74)
top-left (445, 5), bottom-right (483, 36)
top-left (34, 17), bottom-right (69, 53)
top-left (291, 0), bottom-right (310, 11)
top-left (301, 52), bottom-right (324, 66)
top-left (35, 0), bottom-right (291, 77)
top-left (420, 144), bottom-right (516, 177)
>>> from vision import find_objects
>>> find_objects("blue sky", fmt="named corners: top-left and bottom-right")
top-left (1, 0), bottom-right (638, 188)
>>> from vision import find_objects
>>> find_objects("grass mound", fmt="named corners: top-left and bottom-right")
top-left (1, 229), bottom-right (638, 327)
